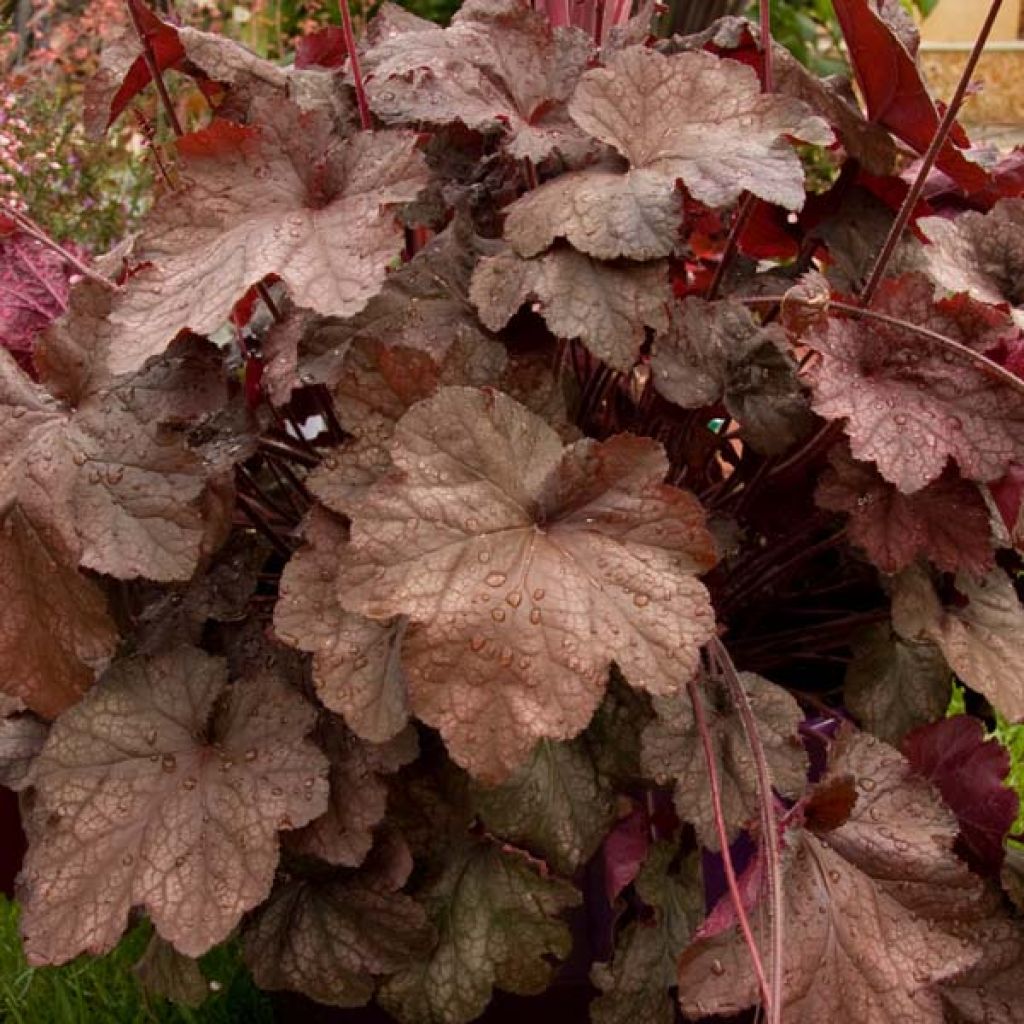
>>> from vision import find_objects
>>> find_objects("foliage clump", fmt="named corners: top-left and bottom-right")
top-left (1, 0), bottom-right (1024, 1021)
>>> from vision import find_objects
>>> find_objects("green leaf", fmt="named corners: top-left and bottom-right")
top-left (589, 844), bottom-right (702, 1024)
top-left (471, 738), bottom-right (616, 875)
top-left (379, 842), bottom-right (580, 1024)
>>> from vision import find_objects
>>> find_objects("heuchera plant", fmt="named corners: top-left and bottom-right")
top-left (2, 0), bottom-right (1024, 1020)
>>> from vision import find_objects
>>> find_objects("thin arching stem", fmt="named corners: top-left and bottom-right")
top-left (687, 674), bottom-right (773, 1014)
top-left (2, 204), bottom-right (117, 291)
top-left (708, 637), bottom-right (784, 1024)
top-left (741, 294), bottom-right (1024, 398)
top-left (861, 0), bottom-right (1003, 303)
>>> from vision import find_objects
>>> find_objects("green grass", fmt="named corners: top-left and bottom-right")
top-left (0, 898), bottom-right (273, 1024)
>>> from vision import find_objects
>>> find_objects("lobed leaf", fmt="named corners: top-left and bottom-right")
top-left (802, 273), bottom-right (1024, 493)
top-left (504, 47), bottom-right (831, 260)
top-left (651, 298), bottom-right (812, 455)
top-left (362, 0), bottom-right (593, 162)
top-left (327, 386), bottom-right (717, 781)
top-left (903, 716), bottom-right (1020, 876)
top-left (677, 731), bottom-right (998, 1022)
top-left (641, 671), bottom-right (808, 849)
top-left (244, 872), bottom-right (434, 1007)
top-left (107, 102), bottom-right (428, 374)
top-left (379, 841), bottom-right (580, 1024)
top-left (470, 737), bottom-right (616, 874)
top-left (894, 567), bottom-right (1024, 724)
top-left (845, 625), bottom-right (951, 745)
top-left (816, 445), bottom-right (994, 574)
top-left (590, 844), bottom-right (702, 1024)
top-left (18, 646), bottom-right (329, 963)
top-left (470, 246), bottom-right (670, 372)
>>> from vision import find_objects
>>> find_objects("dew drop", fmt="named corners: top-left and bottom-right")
top-left (477, 550), bottom-right (491, 563)
top-left (498, 646), bottom-right (514, 667)
top-left (633, 593), bottom-right (650, 607)
top-left (72, 451), bottom-right (88, 467)
top-left (161, 754), bottom-right (177, 773)
top-left (491, 607), bottom-right (506, 622)
top-left (505, 591), bottom-right (522, 608)
top-left (529, 607), bottom-right (542, 625)
top-left (182, 776), bottom-right (197, 791)
top-left (469, 633), bottom-right (487, 652)
top-left (532, 588), bottom-right (545, 601)
top-left (121, 853), bottom-right (134, 867)
top-left (485, 571), bottom-right (507, 588)
top-left (711, 960), bottom-right (725, 976)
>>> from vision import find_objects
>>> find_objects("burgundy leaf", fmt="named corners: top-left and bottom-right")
top-left (816, 444), bottom-right (994, 574)
top-left (602, 803), bottom-right (651, 904)
top-left (802, 273), bottom-right (1024, 493)
top-left (903, 716), bottom-right (1019, 875)
top-left (295, 26), bottom-right (347, 70)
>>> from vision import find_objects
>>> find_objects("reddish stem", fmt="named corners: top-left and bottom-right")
top-left (759, 0), bottom-right (774, 93)
top-left (687, 674), bottom-right (773, 1013)
top-left (708, 637), bottom-right (784, 1024)
top-left (742, 294), bottom-right (1024, 398)
top-left (1, 204), bottom-right (117, 292)
top-left (123, 0), bottom-right (184, 138)
top-left (339, 0), bottom-right (372, 130)
top-left (706, 194), bottom-right (755, 302)
top-left (860, 0), bottom-right (1003, 304)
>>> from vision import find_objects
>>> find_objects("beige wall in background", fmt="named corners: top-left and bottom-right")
top-left (920, 0), bottom-right (1020, 43)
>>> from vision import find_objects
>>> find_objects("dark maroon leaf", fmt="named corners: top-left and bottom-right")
top-left (816, 445), bottom-right (994, 574)
top-left (903, 716), bottom-right (1020, 876)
